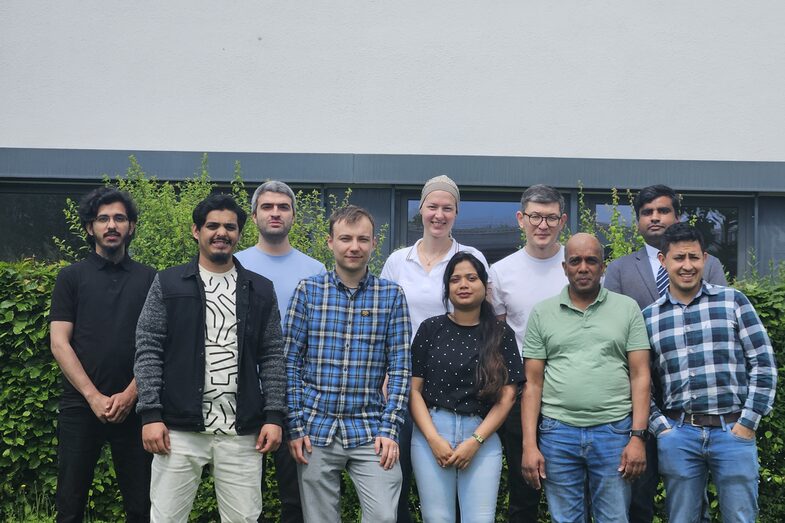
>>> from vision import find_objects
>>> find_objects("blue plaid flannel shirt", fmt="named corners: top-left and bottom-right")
top-left (643, 282), bottom-right (777, 435)
top-left (285, 270), bottom-right (411, 448)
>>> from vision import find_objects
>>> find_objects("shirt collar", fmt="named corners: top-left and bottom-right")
top-left (184, 255), bottom-right (242, 279)
top-left (87, 250), bottom-right (132, 271)
top-left (329, 269), bottom-right (372, 292)
top-left (644, 242), bottom-right (660, 260)
top-left (558, 284), bottom-right (608, 311)
top-left (664, 280), bottom-right (718, 306)
top-left (405, 238), bottom-right (459, 266)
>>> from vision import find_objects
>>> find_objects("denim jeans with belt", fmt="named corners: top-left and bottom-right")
top-left (539, 414), bottom-right (632, 523)
top-left (657, 415), bottom-right (759, 523)
top-left (411, 407), bottom-right (503, 523)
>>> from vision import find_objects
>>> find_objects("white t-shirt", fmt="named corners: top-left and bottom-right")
top-left (199, 266), bottom-right (239, 434)
top-left (381, 238), bottom-right (488, 339)
top-left (488, 246), bottom-right (567, 354)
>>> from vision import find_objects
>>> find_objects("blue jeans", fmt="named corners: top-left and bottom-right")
top-left (539, 415), bottom-right (632, 523)
top-left (411, 407), bottom-right (502, 523)
top-left (657, 418), bottom-right (759, 523)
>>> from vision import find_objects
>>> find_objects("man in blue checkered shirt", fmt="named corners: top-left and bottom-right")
top-left (284, 205), bottom-right (411, 523)
top-left (643, 223), bottom-right (777, 523)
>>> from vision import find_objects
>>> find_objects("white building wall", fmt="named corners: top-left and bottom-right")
top-left (2, 1), bottom-right (784, 161)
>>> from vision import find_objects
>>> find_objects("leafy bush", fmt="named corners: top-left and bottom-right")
top-left (576, 182), bottom-right (644, 260)
top-left (734, 269), bottom-right (785, 523)
top-left (5, 256), bottom-right (783, 521)
top-left (0, 260), bottom-right (60, 521)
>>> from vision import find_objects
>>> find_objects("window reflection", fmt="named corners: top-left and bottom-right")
top-left (686, 206), bottom-right (739, 278)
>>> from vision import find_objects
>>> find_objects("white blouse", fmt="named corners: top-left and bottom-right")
top-left (380, 238), bottom-right (487, 339)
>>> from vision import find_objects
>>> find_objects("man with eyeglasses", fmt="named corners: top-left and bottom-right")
top-left (488, 184), bottom-right (569, 522)
top-left (604, 184), bottom-right (727, 523)
top-left (50, 187), bottom-right (155, 522)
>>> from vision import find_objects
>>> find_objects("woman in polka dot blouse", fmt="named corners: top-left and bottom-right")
top-left (409, 251), bottom-right (524, 522)
top-left (381, 175), bottom-right (487, 521)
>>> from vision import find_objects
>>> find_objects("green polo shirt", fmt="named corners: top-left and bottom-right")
top-left (523, 286), bottom-right (650, 427)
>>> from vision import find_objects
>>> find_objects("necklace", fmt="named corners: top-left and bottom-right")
top-left (418, 241), bottom-right (451, 268)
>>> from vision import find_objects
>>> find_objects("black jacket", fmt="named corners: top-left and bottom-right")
top-left (135, 256), bottom-right (286, 434)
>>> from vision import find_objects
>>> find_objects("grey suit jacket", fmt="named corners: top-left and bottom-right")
top-left (604, 247), bottom-right (728, 310)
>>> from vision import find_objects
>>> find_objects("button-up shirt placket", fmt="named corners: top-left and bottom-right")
top-left (335, 283), bottom-right (356, 433)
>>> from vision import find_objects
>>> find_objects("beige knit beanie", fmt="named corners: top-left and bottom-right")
top-left (419, 175), bottom-right (460, 211)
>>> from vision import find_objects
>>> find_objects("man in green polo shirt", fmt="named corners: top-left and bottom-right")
top-left (521, 233), bottom-right (650, 523)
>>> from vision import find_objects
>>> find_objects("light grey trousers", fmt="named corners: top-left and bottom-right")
top-left (150, 431), bottom-right (263, 523)
top-left (297, 438), bottom-right (402, 523)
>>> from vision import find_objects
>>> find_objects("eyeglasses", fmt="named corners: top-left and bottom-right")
top-left (522, 213), bottom-right (561, 227)
top-left (94, 214), bottom-right (129, 224)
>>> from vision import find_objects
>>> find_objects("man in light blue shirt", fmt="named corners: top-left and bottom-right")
top-left (237, 181), bottom-right (326, 321)
top-left (236, 180), bottom-right (325, 523)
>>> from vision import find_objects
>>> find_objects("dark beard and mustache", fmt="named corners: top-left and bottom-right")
top-left (101, 244), bottom-right (123, 257)
top-left (96, 232), bottom-right (126, 259)
top-left (206, 237), bottom-right (233, 265)
top-left (206, 251), bottom-right (232, 264)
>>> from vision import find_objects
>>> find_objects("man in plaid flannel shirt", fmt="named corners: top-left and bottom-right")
top-left (644, 222), bottom-right (777, 523)
top-left (285, 205), bottom-right (411, 523)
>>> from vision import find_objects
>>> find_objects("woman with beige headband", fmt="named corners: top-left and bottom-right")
top-left (381, 175), bottom-right (488, 521)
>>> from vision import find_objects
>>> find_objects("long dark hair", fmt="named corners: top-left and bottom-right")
top-left (443, 251), bottom-right (509, 403)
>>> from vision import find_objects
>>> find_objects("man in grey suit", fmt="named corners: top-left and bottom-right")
top-left (605, 184), bottom-right (727, 523)
top-left (605, 185), bottom-right (726, 309)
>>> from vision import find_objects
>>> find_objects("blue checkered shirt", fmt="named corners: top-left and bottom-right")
top-left (285, 270), bottom-right (411, 448)
top-left (643, 282), bottom-right (777, 435)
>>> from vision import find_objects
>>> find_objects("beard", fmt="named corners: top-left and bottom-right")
top-left (101, 243), bottom-right (122, 256)
top-left (260, 225), bottom-right (291, 243)
top-left (207, 251), bottom-right (232, 265)
top-left (95, 237), bottom-right (124, 259)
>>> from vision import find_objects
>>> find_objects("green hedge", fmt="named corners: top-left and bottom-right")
top-left (0, 260), bottom-right (61, 522)
top-left (1, 259), bottom-right (783, 522)
top-left (734, 274), bottom-right (785, 523)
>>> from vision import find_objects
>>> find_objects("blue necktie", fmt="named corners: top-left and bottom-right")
top-left (656, 265), bottom-right (669, 297)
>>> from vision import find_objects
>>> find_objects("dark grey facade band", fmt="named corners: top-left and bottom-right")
top-left (2, 147), bottom-right (785, 192)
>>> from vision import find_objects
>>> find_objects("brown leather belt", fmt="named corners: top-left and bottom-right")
top-left (664, 410), bottom-right (741, 427)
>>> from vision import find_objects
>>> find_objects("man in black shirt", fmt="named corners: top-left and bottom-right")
top-left (50, 187), bottom-right (155, 523)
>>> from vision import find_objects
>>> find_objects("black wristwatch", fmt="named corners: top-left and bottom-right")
top-left (630, 429), bottom-right (649, 441)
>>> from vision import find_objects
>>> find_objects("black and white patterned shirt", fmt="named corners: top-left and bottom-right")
top-left (199, 266), bottom-right (239, 434)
